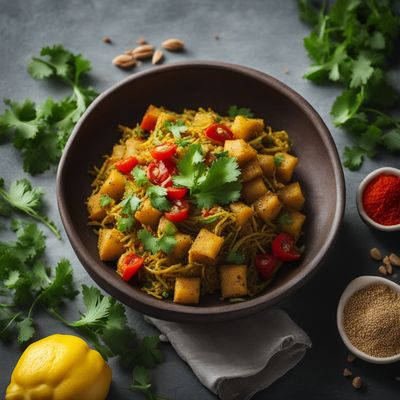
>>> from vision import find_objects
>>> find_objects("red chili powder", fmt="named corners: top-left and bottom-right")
top-left (362, 174), bottom-right (400, 226)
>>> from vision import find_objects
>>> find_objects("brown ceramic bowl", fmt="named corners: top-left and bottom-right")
top-left (57, 61), bottom-right (345, 322)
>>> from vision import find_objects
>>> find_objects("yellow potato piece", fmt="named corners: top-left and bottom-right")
top-left (98, 228), bottom-right (125, 261)
top-left (174, 277), bottom-right (201, 304)
top-left (241, 158), bottom-right (263, 182)
top-left (224, 139), bottom-right (257, 166)
top-left (87, 192), bottom-right (107, 222)
top-left (99, 169), bottom-right (126, 201)
top-left (229, 202), bottom-right (254, 227)
top-left (280, 209), bottom-right (306, 238)
top-left (134, 199), bottom-right (162, 229)
top-left (242, 177), bottom-right (268, 204)
top-left (278, 182), bottom-right (305, 210)
top-left (169, 233), bottom-right (193, 262)
top-left (188, 228), bottom-right (224, 265)
top-left (275, 152), bottom-right (298, 182)
top-left (231, 115), bottom-right (264, 141)
top-left (253, 193), bottom-right (282, 222)
top-left (257, 154), bottom-right (276, 179)
top-left (220, 264), bottom-right (248, 299)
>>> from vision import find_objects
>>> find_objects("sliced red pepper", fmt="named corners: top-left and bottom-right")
top-left (204, 123), bottom-right (234, 143)
top-left (140, 105), bottom-right (161, 131)
top-left (151, 143), bottom-right (177, 160)
top-left (255, 253), bottom-right (279, 280)
top-left (166, 187), bottom-right (187, 201)
top-left (272, 233), bottom-right (301, 261)
top-left (118, 252), bottom-right (144, 282)
top-left (114, 156), bottom-right (139, 174)
top-left (165, 199), bottom-right (189, 222)
top-left (147, 159), bottom-right (176, 187)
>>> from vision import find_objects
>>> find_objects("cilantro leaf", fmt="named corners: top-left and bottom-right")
top-left (277, 211), bottom-right (293, 226)
top-left (226, 250), bottom-right (245, 264)
top-left (350, 54), bottom-right (374, 88)
top-left (343, 146), bottom-right (365, 171)
top-left (228, 105), bottom-right (254, 118)
top-left (274, 154), bottom-right (284, 167)
top-left (137, 228), bottom-right (177, 255)
top-left (381, 129), bottom-right (400, 152)
top-left (120, 193), bottom-right (141, 215)
top-left (0, 177), bottom-right (60, 238)
top-left (117, 215), bottom-right (134, 233)
top-left (330, 89), bottom-right (364, 126)
top-left (131, 366), bottom-right (164, 400)
top-left (17, 317), bottom-right (35, 344)
top-left (146, 186), bottom-right (171, 212)
top-left (132, 166), bottom-right (149, 186)
top-left (175, 138), bottom-right (191, 147)
top-left (173, 144), bottom-right (204, 188)
top-left (164, 120), bottom-right (188, 139)
top-left (100, 194), bottom-right (112, 207)
top-left (134, 336), bottom-right (164, 369)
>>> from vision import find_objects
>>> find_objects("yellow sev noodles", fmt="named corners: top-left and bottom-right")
top-left (89, 107), bottom-right (292, 300)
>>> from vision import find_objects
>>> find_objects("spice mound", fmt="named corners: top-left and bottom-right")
top-left (362, 173), bottom-right (400, 226)
top-left (343, 283), bottom-right (400, 358)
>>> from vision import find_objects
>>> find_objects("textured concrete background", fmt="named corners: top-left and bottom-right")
top-left (0, 0), bottom-right (399, 398)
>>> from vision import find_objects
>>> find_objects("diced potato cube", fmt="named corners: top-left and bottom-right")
top-left (174, 277), bottom-right (201, 305)
top-left (229, 202), bottom-right (254, 227)
top-left (188, 229), bottom-right (224, 265)
top-left (242, 177), bottom-right (268, 204)
top-left (279, 182), bottom-right (305, 210)
top-left (111, 144), bottom-right (125, 160)
top-left (155, 112), bottom-right (176, 131)
top-left (231, 115), bottom-right (264, 141)
top-left (169, 233), bottom-right (193, 262)
top-left (275, 152), bottom-right (298, 182)
top-left (87, 192), bottom-right (107, 222)
top-left (224, 139), bottom-right (257, 166)
top-left (157, 216), bottom-right (177, 236)
top-left (134, 199), bottom-right (162, 229)
top-left (241, 159), bottom-right (263, 182)
top-left (253, 193), bottom-right (282, 222)
top-left (99, 169), bottom-right (126, 201)
top-left (257, 154), bottom-right (276, 179)
top-left (98, 228), bottom-right (125, 261)
top-left (193, 112), bottom-right (215, 128)
top-left (220, 264), bottom-right (248, 299)
top-left (280, 209), bottom-right (306, 238)
top-left (125, 138), bottom-right (143, 157)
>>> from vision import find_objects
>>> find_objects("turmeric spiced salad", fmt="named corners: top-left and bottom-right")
top-left (87, 105), bottom-right (306, 305)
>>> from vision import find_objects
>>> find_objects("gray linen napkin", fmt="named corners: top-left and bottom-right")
top-left (146, 307), bottom-right (311, 400)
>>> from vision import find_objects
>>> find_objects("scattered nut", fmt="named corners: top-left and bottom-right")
top-left (383, 255), bottom-right (391, 267)
top-left (112, 54), bottom-right (137, 69)
top-left (352, 376), bottom-right (363, 389)
top-left (370, 247), bottom-right (382, 260)
top-left (378, 265), bottom-right (387, 275)
top-left (389, 253), bottom-right (400, 267)
top-left (162, 38), bottom-right (185, 52)
top-left (152, 49), bottom-right (164, 65)
top-left (102, 36), bottom-right (112, 44)
top-left (347, 353), bottom-right (356, 363)
top-left (343, 368), bottom-right (352, 377)
top-left (386, 262), bottom-right (393, 275)
top-left (136, 37), bottom-right (147, 45)
top-left (127, 44), bottom-right (154, 59)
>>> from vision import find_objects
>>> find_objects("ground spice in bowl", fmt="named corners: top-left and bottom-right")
top-left (362, 174), bottom-right (400, 226)
top-left (343, 283), bottom-right (400, 358)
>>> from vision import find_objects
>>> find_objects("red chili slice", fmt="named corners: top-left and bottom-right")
top-left (255, 253), bottom-right (279, 280)
top-left (165, 199), bottom-right (189, 222)
top-left (147, 159), bottom-right (176, 187)
top-left (271, 233), bottom-right (301, 261)
top-left (204, 123), bottom-right (234, 143)
top-left (114, 156), bottom-right (139, 174)
top-left (151, 143), bottom-right (177, 160)
top-left (118, 252), bottom-right (144, 282)
top-left (166, 187), bottom-right (187, 201)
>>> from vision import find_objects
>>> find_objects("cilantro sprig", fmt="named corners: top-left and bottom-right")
top-left (164, 120), bottom-right (188, 139)
top-left (173, 144), bottom-right (242, 208)
top-left (299, 0), bottom-right (400, 170)
top-left (138, 223), bottom-right (177, 255)
top-left (228, 105), bottom-right (254, 118)
top-left (146, 186), bottom-right (171, 212)
top-left (0, 177), bottom-right (60, 238)
top-left (0, 45), bottom-right (97, 174)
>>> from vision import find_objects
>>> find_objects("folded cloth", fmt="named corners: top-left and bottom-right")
top-left (146, 307), bottom-right (311, 400)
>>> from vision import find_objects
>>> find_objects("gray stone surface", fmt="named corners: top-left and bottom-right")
top-left (0, 0), bottom-right (399, 398)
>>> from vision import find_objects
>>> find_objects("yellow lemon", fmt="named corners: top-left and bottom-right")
top-left (5, 334), bottom-right (112, 400)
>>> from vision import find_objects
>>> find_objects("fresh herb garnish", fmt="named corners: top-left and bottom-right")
top-left (214, 151), bottom-right (229, 158)
top-left (277, 211), bottom-right (293, 226)
top-left (0, 45), bottom-right (97, 174)
top-left (173, 144), bottom-right (242, 208)
top-left (298, 0), bottom-right (400, 170)
top-left (175, 138), bottom-right (192, 148)
top-left (132, 166), bottom-right (149, 186)
top-left (164, 120), bottom-right (188, 139)
top-left (274, 154), bottom-right (284, 167)
top-left (226, 250), bottom-right (245, 264)
top-left (138, 224), bottom-right (177, 255)
top-left (228, 105), bottom-right (254, 118)
top-left (117, 193), bottom-right (141, 232)
top-left (0, 177), bottom-right (60, 238)
top-left (132, 366), bottom-right (165, 400)
top-left (146, 186), bottom-right (171, 212)
top-left (100, 194), bottom-right (112, 207)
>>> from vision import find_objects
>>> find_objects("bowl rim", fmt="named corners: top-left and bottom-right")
top-left (57, 60), bottom-right (346, 321)
top-left (336, 275), bottom-right (400, 364)
top-left (356, 167), bottom-right (400, 232)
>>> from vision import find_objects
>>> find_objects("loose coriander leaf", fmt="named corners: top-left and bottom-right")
top-left (228, 105), bottom-right (254, 118)
top-left (134, 335), bottom-right (164, 368)
top-left (146, 186), bottom-right (170, 212)
top-left (69, 285), bottom-right (112, 328)
top-left (343, 146), bottom-right (365, 171)
top-left (100, 194), bottom-right (112, 207)
top-left (120, 194), bottom-right (141, 215)
top-left (330, 89), bottom-right (364, 126)
top-left (132, 166), bottom-right (149, 186)
top-left (164, 120), bottom-right (188, 139)
top-left (215, 151), bottom-right (229, 158)
top-left (297, 0), bottom-right (321, 26)
top-left (158, 230), bottom-right (178, 254)
top-left (17, 317), bottom-right (35, 344)
top-left (382, 129), bottom-right (400, 152)
top-left (358, 125), bottom-right (381, 156)
top-left (350, 54), bottom-right (374, 88)
top-left (131, 366), bottom-right (160, 400)
top-left (368, 31), bottom-right (385, 50)
top-left (226, 250), bottom-right (245, 264)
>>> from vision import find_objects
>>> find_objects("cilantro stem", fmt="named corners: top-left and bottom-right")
top-left (0, 312), bottom-right (22, 337)
top-left (363, 108), bottom-right (400, 129)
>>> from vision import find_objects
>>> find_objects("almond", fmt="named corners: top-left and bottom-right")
top-left (128, 44), bottom-right (154, 59)
top-left (162, 38), bottom-right (184, 52)
top-left (389, 253), bottom-right (400, 267)
top-left (152, 49), bottom-right (164, 65)
top-left (112, 54), bottom-right (137, 69)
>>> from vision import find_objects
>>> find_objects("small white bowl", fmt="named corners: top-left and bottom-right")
top-left (337, 275), bottom-right (400, 364)
top-left (356, 167), bottom-right (400, 232)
